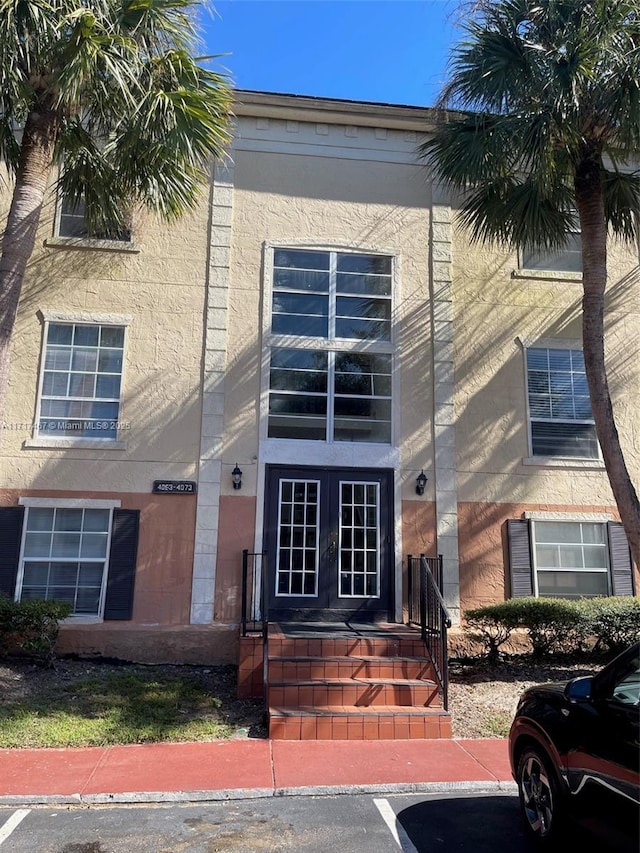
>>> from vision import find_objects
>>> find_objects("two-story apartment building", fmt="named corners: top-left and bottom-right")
top-left (1, 91), bottom-right (637, 664)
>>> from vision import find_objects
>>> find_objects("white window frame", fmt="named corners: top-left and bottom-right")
top-left (264, 244), bottom-right (396, 448)
top-left (16, 497), bottom-right (121, 622)
top-left (523, 340), bottom-right (600, 462)
top-left (28, 311), bottom-right (131, 450)
top-left (529, 517), bottom-right (612, 599)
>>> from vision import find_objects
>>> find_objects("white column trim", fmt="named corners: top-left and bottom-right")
top-left (190, 158), bottom-right (235, 624)
top-left (430, 194), bottom-right (460, 624)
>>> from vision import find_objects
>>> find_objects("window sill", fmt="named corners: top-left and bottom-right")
top-left (23, 437), bottom-right (127, 450)
top-left (522, 456), bottom-right (605, 470)
top-left (60, 616), bottom-right (104, 625)
top-left (512, 269), bottom-right (582, 283)
top-left (45, 236), bottom-right (140, 254)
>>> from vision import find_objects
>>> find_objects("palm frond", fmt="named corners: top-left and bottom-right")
top-left (603, 168), bottom-right (640, 244)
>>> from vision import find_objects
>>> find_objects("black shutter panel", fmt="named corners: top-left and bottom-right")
top-left (607, 522), bottom-right (635, 597)
top-left (0, 507), bottom-right (25, 598)
top-left (104, 509), bottom-right (139, 620)
top-left (508, 518), bottom-right (534, 598)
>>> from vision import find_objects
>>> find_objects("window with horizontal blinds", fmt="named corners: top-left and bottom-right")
top-left (508, 517), bottom-right (634, 600)
top-left (0, 505), bottom-right (139, 620)
top-left (526, 346), bottom-right (598, 459)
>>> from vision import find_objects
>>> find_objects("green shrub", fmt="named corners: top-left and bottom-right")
top-left (575, 597), bottom-right (640, 654)
top-left (465, 601), bottom-right (524, 661)
top-left (463, 596), bottom-right (640, 660)
top-left (0, 597), bottom-right (72, 665)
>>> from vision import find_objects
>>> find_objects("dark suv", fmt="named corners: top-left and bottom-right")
top-left (509, 642), bottom-right (639, 847)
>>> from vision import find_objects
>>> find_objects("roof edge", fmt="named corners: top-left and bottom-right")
top-left (233, 89), bottom-right (441, 132)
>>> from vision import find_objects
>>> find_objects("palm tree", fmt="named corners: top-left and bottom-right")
top-left (420, 0), bottom-right (640, 568)
top-left (0, 0), bottom-right (232, 428)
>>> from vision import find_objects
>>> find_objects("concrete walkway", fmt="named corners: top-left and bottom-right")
top-left (0, 738), bottom-right (515, 805)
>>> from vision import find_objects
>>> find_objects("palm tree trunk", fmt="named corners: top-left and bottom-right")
top-left (0, 100), bottom-right (60, 440)
top-left (575, 154), bottom-right (640, 571)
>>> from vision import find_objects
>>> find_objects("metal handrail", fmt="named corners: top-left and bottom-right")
top-left (408, 553), bottom-right (451, 710)
top-left (241, 550), bottom-right (266, 636)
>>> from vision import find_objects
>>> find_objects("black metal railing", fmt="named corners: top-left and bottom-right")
top-left (241, 550), bottom-right (267, 637)
top-left (408, 554), bottom-right (452, 710)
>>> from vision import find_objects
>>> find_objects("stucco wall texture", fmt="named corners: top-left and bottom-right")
top-left (1, 172), bottom-right (209, 491)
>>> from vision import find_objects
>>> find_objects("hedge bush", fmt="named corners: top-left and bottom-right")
top-left (464, 596), bottom-right (640, 659)
top-left (0, 596), bottom-right (72, 665)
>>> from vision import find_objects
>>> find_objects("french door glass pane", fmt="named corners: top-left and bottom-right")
top-left (339, 481), bottom-right (379, 598)
top-left (276, 480), bottom-right (319, 597)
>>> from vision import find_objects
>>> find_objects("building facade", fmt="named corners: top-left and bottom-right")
top-left (1, 91), bottom-right (637, 663)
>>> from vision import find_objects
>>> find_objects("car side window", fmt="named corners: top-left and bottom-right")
top-left (611, 657), bottom-right (640, 706)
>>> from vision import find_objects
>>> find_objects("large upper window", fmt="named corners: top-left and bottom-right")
top-left (18, 506), bottom-right (112, 615)
top-left (532, 520), bottom-right (610, 598)
top-left (268, 249), bottom-right (393, 444)
top-left (37, 322), bottom-right (125, 440)
top-left (526, 346), bottom-right (598, 459)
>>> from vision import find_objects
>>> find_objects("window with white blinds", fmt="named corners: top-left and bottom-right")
top-left (526, 346), bottom-right (598, 459)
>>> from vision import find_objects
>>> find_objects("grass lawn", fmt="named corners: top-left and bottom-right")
top-left (0, 660), bottom-right (266, 748)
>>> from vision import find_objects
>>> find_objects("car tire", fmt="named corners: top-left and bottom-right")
top-left (517, 746), bottom-right (566, 845)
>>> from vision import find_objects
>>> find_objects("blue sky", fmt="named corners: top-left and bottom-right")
top-left (204, 1), bottom-right (462, 107)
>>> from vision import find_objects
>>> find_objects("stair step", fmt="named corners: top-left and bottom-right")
top-left (267, 656), bottom-right (437, 681)
top-left (268, 705), bottom-right (452, 740)
top-left (267, 637), bottom-right (427, 659)
top-left (267, 678), bottom-right (441, 708)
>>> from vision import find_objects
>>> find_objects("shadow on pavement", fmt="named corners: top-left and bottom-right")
top-left (397, 793), bottom-right (639, 853)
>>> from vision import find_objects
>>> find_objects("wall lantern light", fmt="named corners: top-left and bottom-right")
top-left (415, 470), bottom-right (428, 496)
top-left (231, 463), bottom-right (243, 490)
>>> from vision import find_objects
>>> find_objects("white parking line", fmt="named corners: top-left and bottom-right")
top-left (0, 809), bottom-right (30, 845)
top-left (373, 798), bottom-right (419, 853)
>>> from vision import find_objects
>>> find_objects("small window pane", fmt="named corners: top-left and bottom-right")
top-left (273, 269), bottom-right (329, 292)
top-left (272, 314), bottom-right (329, 337)
top-left (337, 254), bottom-right (391, 275)
top-left (96, 374), bottom-right (121, 399)
top-left (52, 532), bottom-right (81, 558)
top-left (80, 533), bottom-right (108, 558)
top-left (54, 509), bottom-right (83, 532)
top-left (274, 249), bottom-right (330, 270)
top-left (73, 326), bottom-right (99, 347)
top-left (45, 347), bottom-right (72, 371)
top-left (27, 508), bottom-right (54, 532)
top-left (24, 533), bottom-right (52, 558)
top-left (100, 327), bottom-right (125, 347)
top-left (97, 349), bottom-right (123, 373)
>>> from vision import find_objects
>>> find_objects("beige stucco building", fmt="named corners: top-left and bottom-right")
top-left (0, 91), bottom-right (637, 663)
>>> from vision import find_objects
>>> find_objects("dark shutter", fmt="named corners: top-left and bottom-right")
top-left (508, 518), bottom-right (534, 598)
top-left (0, 507), bottom-right (25, 598)
top-left (607, 522), bottom-right (635, 597)
top-left (104, 509), bottom-right (139, 620)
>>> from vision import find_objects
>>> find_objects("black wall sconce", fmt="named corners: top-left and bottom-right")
top-left (231, 463), bottom-right (243, 490)
top-left (415, 470), bottom-right (428, 496)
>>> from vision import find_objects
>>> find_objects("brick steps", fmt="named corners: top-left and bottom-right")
top-left (266, 624), bottom-right (451, 740)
